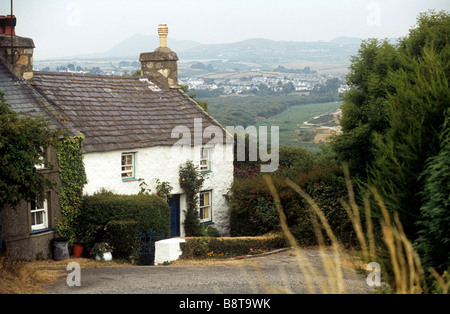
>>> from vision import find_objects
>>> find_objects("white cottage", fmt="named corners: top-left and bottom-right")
top-left (31, 25), bottom-right (234, 237)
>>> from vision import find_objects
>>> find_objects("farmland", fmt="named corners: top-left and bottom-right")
top-left (255, 101), bottom-right (343, 153)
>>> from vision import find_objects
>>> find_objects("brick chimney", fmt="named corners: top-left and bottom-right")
top-left (0, 15), bottom-right (35, 82)
top-left (140, 24), bottom-right (179, 89)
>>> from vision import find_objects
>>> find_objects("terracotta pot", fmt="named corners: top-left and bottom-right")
top-left (72, 244), bottom-right (84, 258)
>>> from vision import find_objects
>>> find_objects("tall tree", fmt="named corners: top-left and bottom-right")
top-left (369, 41), bottom-right (449, 239)
top-left (331, 39), bottom-right (399, 176)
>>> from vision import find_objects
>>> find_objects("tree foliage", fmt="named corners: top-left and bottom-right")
top-left (414, 109), bottom-right (450, 273)
top-left (368, 42), bottom-right (449, 238)
top-left (331, 10), bottom-right (450, 273)
top-left (331, 38), bottom-right (399, 176)
top-left (0, 93), bottom-right (61, 209)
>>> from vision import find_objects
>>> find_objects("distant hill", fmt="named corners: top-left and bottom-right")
top-left (36, 35), bottom-right (374, 74)
top-left (177, 36), bottom-right (363, 68)
top-left (45, 34), bottom-right (364, 61)
top-left (79, 33), bottom-right (202, 58)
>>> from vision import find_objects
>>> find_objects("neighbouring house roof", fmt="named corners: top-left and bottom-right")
top-left (0, 61), bottom-right (72, 133)
top-left (31, 71), bottom-right (231, 154)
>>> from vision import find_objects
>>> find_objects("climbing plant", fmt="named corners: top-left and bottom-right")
top-left (179, 161), bottom-right (206, 236)
top-left (56, 135), bottom-right (87, 243)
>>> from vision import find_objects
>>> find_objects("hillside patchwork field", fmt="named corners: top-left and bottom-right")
top-left (255, 101), bottom-right (343, 153)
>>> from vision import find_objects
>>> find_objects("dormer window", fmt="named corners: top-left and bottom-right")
top-left (200, 147), bottom-right (211, 172)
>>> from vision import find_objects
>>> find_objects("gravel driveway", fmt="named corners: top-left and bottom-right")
top-left (44, 248), bottom-right (373, 294)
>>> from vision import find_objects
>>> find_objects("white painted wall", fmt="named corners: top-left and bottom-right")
top-left (82, 143), bottom-right (234, 236)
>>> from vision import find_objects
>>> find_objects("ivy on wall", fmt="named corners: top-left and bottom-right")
top-left (179, 161), bottom-right (206, 237)
top-left (56, 135), bottom-right (87, 243)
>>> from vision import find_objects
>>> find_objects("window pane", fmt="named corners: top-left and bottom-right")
top-left (35, 211), bottom-right (43, 225)
top-left (204, 193), bottom-right (210, 206)
top-left (37, 198), bottom-right (45, 210)
top-left (31, 212), bottom-right (36, 225)
top-left (203, 207), bottom-right (210, 219)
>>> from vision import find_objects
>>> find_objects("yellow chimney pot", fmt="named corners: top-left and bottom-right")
top-left (158, 24), bottom-right (169, 48)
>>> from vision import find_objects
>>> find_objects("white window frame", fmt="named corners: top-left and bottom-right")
top-left (199, 191), bottom-right (212, 223)
top-left (34, 147), bottom-right (47, 170)
top-left (200, 147), bottom-right (212, 172)
top-left (121, 153), bottom-right (135, 181)
top-left (31, 196), bottom-right (49, 231)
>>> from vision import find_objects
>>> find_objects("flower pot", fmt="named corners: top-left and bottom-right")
top-left (73, 244), bottom-right (84, 258)
top-left (95, 252), bottom-right (112, 262)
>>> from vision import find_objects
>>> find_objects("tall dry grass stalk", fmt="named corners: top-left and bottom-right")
top-left (263, 165), bottom-right (448, 294)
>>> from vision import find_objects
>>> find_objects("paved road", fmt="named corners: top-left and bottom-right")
top-left (45, 248), bottom-right (372, 294)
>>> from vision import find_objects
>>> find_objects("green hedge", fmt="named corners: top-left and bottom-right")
top-left (180, 235), bottom-right (289, 259)
top-left (230, 165), bottom-right (356, 246)
top-left (105, 220), bottom-right (140, 261)
top-left (76, 192), bottom-right (170, 249)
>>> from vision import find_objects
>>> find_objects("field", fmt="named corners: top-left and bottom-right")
top-left (255, 101), bottom-right (343, 153)
top-left (203, 92), bottom-right (343, 153)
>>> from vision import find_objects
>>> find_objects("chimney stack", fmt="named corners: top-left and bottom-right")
top-left (0, 15), bottom-right (35, 82)
top-left (140, 24), bottom-right (179, 89)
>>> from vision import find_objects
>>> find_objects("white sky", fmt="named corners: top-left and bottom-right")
top-left (7, 0), bottom-right (450, 59)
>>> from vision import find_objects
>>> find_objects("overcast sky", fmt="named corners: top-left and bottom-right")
top-left (7, 0), bottom-right (450, 59)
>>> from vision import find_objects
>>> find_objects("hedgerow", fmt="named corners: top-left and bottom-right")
top-left (76, 191), bottom-right (170, 249)
top-left (230, 164), bottom-right (356, 246)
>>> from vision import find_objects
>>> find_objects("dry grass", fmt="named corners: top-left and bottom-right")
top-left (0, 255), bottom-right (63, 294)
top-left (0, 256), bottom-right (128, 294)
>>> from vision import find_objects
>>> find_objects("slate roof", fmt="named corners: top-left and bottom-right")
top-left (0, 61), bottom-right (70, 133)
top-left (31, 71), bottom-right (230, 154)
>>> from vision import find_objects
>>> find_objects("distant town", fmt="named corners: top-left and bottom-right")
top-left (34, 60), bottom-right (349, 97)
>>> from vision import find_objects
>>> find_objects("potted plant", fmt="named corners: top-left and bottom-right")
top-left (72, 236), bottom-right (88, 258)
top-left (90, 242), bottom-right (113, 261)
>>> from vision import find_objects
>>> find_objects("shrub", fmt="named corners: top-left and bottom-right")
top-left (201, 225), bottom-right (221, 237)
top-left (105, 220), bottom-right (140, 261)
top-left (180, 235), bottom-right (289, 259)
top-left (77, 192), bottom-right (170, 249)
top-left (278, 146), bottom-right (315, 174)
top-left (179, 161), bottom-right (206, 237)
top-left (230, 164), bottom-right (355, 246)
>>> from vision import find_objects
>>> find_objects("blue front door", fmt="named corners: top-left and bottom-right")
top-left (169, 195), bottom-right (181, 238)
